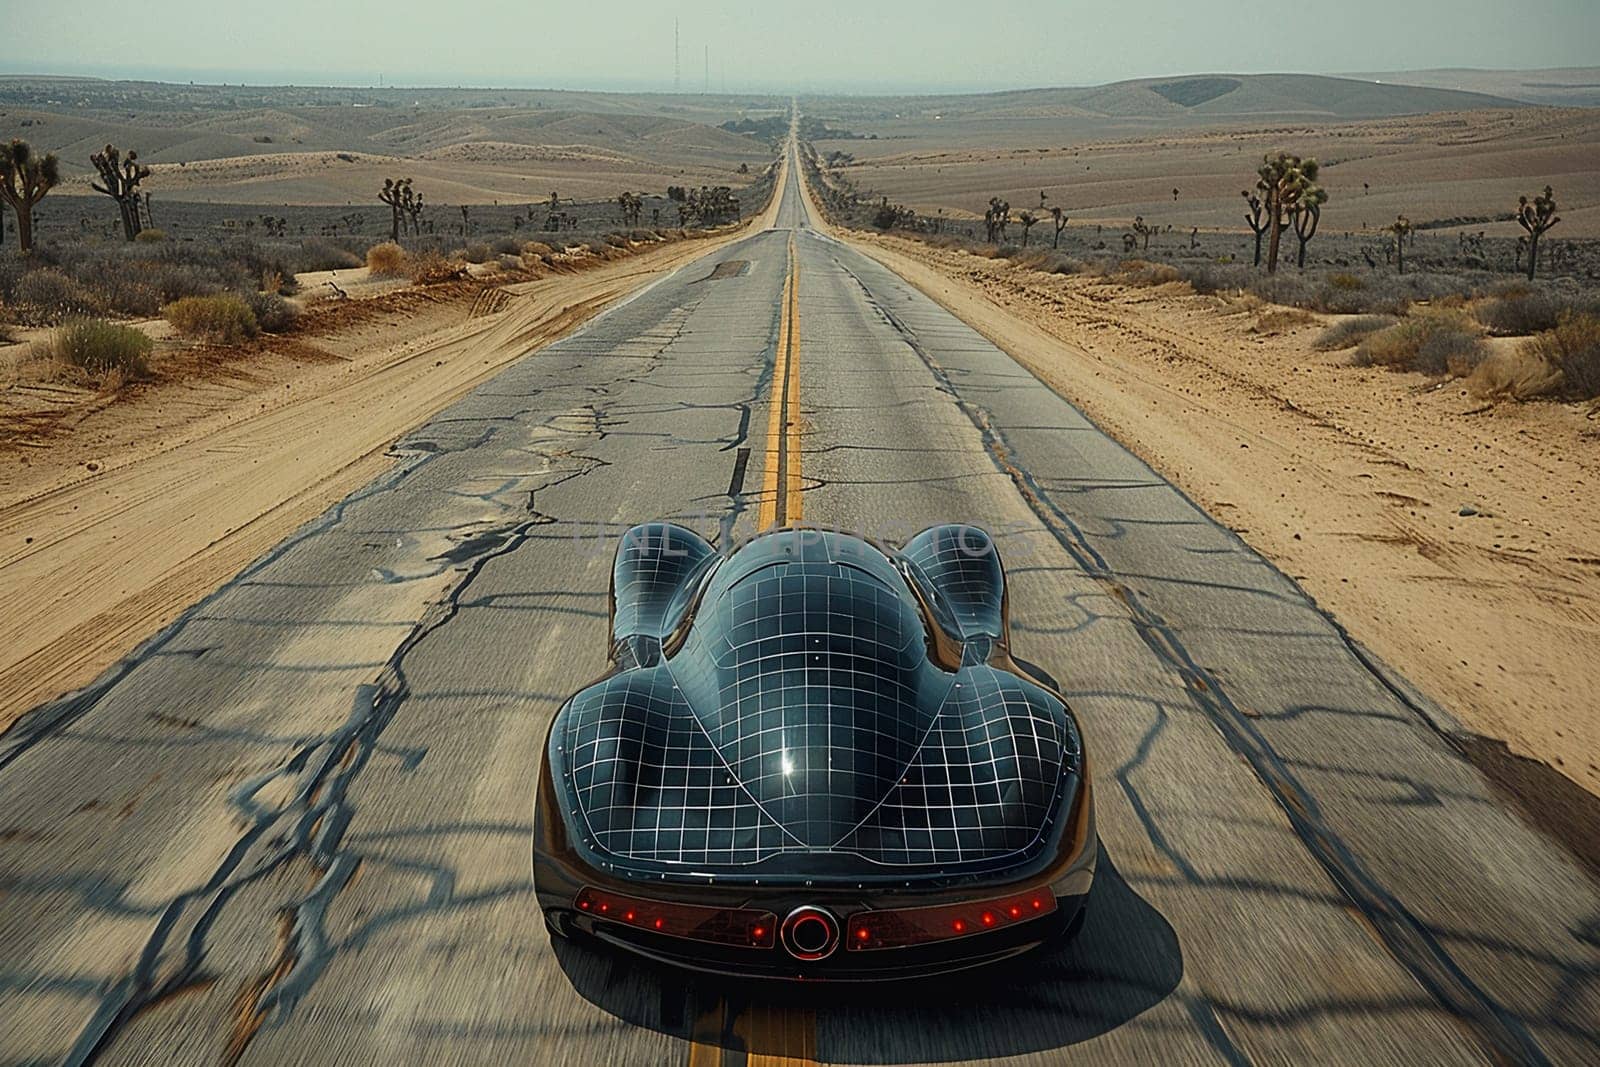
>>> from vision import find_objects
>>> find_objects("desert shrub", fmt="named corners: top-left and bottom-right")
top-left (148, 264), bottom-right (223, 303)
top-left (629, 228), bottom-right (657, 242)
top-left (490, 235), bottom-right (522, 256)
top-left (1246, 272), bottom-right (1319, 309)
top-left (14, 269), bottom-right (101, 324)
top-left (163, 294), bottom-right (259, 344)
top-left (0, 254), bottom-right (26, 302)
top-left (1523, 312), bottom-right (1600, 399)
top-left (1467, 347), bottom-right (1563, 401)
top-left (1112, 260), bottom-right (1183, 287)
top-left (521, 241), bottom-right (554, 257)
top-left (90, 276), bottom-right (164, 318)
top-left (1474, 289), bottom-right (1582, 336)
top-left (1178, 262), bottom-right (1253, 295)
top-left (604, 233), bottom-right (630, 248)
top-left (496, 254), bottom-right (522, 272)
top-left (133, 228), bottom-right (166, 243)
top-left (365, 241), bottom-right (406, 276)
top-left (406, 253), bottom-right (465, 285)
top-left (1253, 308), bottom-right (1318, 334)
top-left (1328, 272), bottom-right (1364, 291)
top-left (1355, 309), bottom-right (1485, 376)
top-left (461, 243), bottom-right (491, 264)
top-left (1313, 315), bottom-right (1398, 351)
top-left (43, 318), bottom-right (152, 378)
top-left (244, 290), bottom-right (298, 333)
top-left (298, 237), bottom-right (362, 272)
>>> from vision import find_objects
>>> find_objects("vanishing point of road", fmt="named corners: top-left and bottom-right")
top-left (2, 144), bottom-right (1597, 1066)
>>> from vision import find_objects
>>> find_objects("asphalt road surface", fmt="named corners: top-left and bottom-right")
top-left (3, 145), bottom-right (1598, 1067)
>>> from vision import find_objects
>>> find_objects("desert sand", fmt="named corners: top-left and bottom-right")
top-left (0, 166), bottom-right (786, 726)
top-left (802, 164), bottom-right (1599, 795)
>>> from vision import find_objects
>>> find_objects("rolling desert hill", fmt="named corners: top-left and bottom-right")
top-left (1349, 66), bottom-right (1600, 107)
top-left (0, 77), bottom-right (783, 205)
top-left (801, 72), bottom-right (1525, 128)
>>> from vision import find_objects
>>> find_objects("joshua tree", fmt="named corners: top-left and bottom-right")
top-left (1132, 215), bottom-right (1155, 251)
top-left (1018, 210), bottom-right (1038, 246)
top-left (1172, 187), bottom-right (1180, 201)
top-left (1515, 185), bottom-right (1560, 281)
top-left (1256, 152), bottom-right (1323, 273)
top-left (548, 191), bottom-right (560, 210)
top-left (1242, 191), bottom-right (1269, 267)
top-left (1050, 206), bottom-right (1068, 248)
top-left (378, 177), bottom-right (415, 241)
top-left (90, 144), bottom-right (151, 241)
top-left (1290, 191), bottom-right (1328, 269)
top-left (0, 139), bottom-right (60, 252)
top-left (617, 191), bottom-right (643, 226)
top-left (984, 197), bottom-right (1010, 243)
top-left (1389, 215), bottom-right (1412, 274)
top-left (404, 188), bottom-right (425, 235)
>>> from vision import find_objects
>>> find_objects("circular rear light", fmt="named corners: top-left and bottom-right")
top-left (780, 906), bottom-right (840, 961)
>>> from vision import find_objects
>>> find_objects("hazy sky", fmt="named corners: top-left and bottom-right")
top-left (3, 0), bottom-right (1598, 93)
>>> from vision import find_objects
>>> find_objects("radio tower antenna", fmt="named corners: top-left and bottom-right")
top-left (674, 19), bottom-right (681, 93)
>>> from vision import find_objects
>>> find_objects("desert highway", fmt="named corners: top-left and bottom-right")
top-left (2, 142), bottom-right (1598, 1067)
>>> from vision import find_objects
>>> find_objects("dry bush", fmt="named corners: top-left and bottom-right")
top-left (14, 269), bottom-right (102, 325)
top-left (490, 235), bottom-right (522, 256)
top-left (496, 254), bottom-right (522, 272)
top-left (39, 318), bottom-right (152, 380)
top-left (1111, 260), bottom-right (1183, 287)
top-left (1354, 309), bottom-right (1486, 376)
top-left (1327, 272), bottom-right (1364, 291)
top-left (1467, 347), bottom-right (1563, 401)
top-left (1313, 315), bottom-right (1398, 351)
top-left (1474, 288), bottom-right (1591, 337)
top-left (163, 294), bottom-right (259, 345)
top-left (299, 237), bottom-right (362, 272)
top-left (133, 228), bottom-right (166, 243)
top-left (1523, 313), bottom-right (1600, 399)
top-left (521, 241), bottom-right (554, 257)
top-left (603, 233), bottom-right (630, 248)
top-left (460, 243), bottom-right (491, 264)
top-left (365, 242), bottom-right (406, 276)
top-left (244, 291), bottom-right (298, 334)
top-left (1253, 308), bottom-right (1318, 334)
top-left (406, 253), bottom-right (466, 285)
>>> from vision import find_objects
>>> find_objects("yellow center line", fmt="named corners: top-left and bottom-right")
top-left (758, 233), bottom-right (802, 529)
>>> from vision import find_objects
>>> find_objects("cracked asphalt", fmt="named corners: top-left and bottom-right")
top-left (1, 148), bottom-right (1598, 1066)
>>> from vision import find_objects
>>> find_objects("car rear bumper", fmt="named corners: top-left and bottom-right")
top-left (534, 761), bottom-right (1097, 980)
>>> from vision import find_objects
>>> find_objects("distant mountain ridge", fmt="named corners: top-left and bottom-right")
top-left (881, 73), bottom-right (1528, 122)
top-left (1345, 67), bottom-right (1600, 107)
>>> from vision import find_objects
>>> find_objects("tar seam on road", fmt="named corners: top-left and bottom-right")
top-left (758, 232), bottom-right (802, 530)
top-left (824, 251), bottom-right (1553, 1067)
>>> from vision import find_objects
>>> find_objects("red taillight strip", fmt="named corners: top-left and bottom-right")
top-left (845, 887), bottom-right (1057, 951)
top-left (574, 886), bottom-right (777, 949)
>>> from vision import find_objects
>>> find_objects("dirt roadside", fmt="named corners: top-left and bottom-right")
top-left (798, 172), bottom-right (1600, 801)
top-left (0, 173), bottom-right (786, 728)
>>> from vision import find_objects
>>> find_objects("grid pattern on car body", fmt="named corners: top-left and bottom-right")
top-left (904, 524), bottom-right (1006, 639)
top-left (561, 535), bottom-right (1073, 869)
top-left (835, 664), bottom-right (1068, 865)
top-left (673, 559), bottom-right (940, 848)
top-left (562, 669), bottom-right (799, 865)
top-left (611, 522), bottom-right (715, 640)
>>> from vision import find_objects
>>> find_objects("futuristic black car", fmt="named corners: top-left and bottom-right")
top-left (533, 522), bottom-right (1095, 979)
